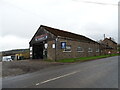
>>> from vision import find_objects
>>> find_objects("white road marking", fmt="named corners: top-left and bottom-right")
top-left (39, 71), bottom-right (78, 84)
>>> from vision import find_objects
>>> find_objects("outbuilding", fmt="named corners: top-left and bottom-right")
top-left (100, 37), bottom-right (117, 54)
top-left (29, 25), bottom-right (101, 60)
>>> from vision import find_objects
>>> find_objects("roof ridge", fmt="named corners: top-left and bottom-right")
top-left (41, 25), bottom-right (94, 39)
top-left (41, 25), bottom-right (97, 43)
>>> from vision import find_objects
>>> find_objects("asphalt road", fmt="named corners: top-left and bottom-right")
top-left (3, 56), bottom-right (118, 88)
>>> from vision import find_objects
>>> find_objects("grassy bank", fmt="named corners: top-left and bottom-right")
top-left (57, 54), bottom-right (119, 63)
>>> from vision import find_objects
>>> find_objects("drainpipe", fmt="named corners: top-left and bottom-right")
top-left (55, 37), bottom-right (58, 61)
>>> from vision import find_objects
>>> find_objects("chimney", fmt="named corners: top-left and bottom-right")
top-left (109, 37), bottom-right (111, 40)
top-left (103, 34), bottom-right (106, 40)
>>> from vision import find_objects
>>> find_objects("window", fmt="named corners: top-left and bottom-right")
top-left (77, 46), bottom-right (84, 52)
top-left (52, 44), bottom-right (55, 48)
top-left (96, 49), bottom-right (99, 52)
top-left (88, 48), bottom-right (92, 52)
top-left (44, 43), bottom-right (48, 49)
top-left (63, 45), bottom-right (71, 52)
top-left (61, 42), bottom-right (66, 49)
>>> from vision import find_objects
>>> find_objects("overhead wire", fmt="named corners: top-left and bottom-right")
top-left (73, 0), bottom-right (118, 6)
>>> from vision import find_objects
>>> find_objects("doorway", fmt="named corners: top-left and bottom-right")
top-left (33, 43), bottom-right (44, 59)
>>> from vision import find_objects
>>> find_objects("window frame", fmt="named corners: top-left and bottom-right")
top-left (77, 46), bottom-right (84, 52)
top-left (96, 48), bottom-right (99, 52)
top-left (88, 48), bottom-right (93, 52)
top-left (63, 45), bottom-right (72, 52)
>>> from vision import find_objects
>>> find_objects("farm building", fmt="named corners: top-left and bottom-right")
top-left (2, 49), bottom-right (30, 61)
top-left (100, 37), bottom-right (117, 54)
top-left (29, 25), bottom-right (101, 60)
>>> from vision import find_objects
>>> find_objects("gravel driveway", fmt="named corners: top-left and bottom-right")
top-left (2, 60), bottom-right (65, 77)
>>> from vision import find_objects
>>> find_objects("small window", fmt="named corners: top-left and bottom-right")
top-left (77, 46), bottom-right (84, 52)
top-left (44, 43), bottom-right (48, 49)
top-left (52, 44), bottom-right (55, 48)
top-left (63, 45), bottom-right (71, 52)
top-left (96, 49), bottom-right (99, 52)
top-left (88, 48), bottom-right (92, 52)
top-left (61, 42), bottom-right (66, 49)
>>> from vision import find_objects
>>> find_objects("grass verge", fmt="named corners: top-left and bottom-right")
top-left (56, 54), bottom-right (119, 63)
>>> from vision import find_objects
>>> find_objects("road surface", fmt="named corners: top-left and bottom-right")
top-left (3, 56), bottom-right (118, 88)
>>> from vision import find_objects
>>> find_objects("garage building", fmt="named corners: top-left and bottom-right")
top-left (29, 25), bottom-right (101, 60)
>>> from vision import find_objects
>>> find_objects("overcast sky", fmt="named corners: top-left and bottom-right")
top-left (0, 0), bottom-right (119, 51)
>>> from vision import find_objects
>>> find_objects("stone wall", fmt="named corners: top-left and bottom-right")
top-left (47, 37), bottom-right (101, 60)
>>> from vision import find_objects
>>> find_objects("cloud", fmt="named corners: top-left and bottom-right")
top-left (0, 0), bottom-right (119, 51)
top-left (0, 35), bottom-right (29, 51)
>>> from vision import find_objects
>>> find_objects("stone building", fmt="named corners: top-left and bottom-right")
top-left (100, 37), bottom-right (117, 54)
top-left (29, 25), bottom-right (101, 60)
top-left (0, 52), bottom-right (2, 61)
